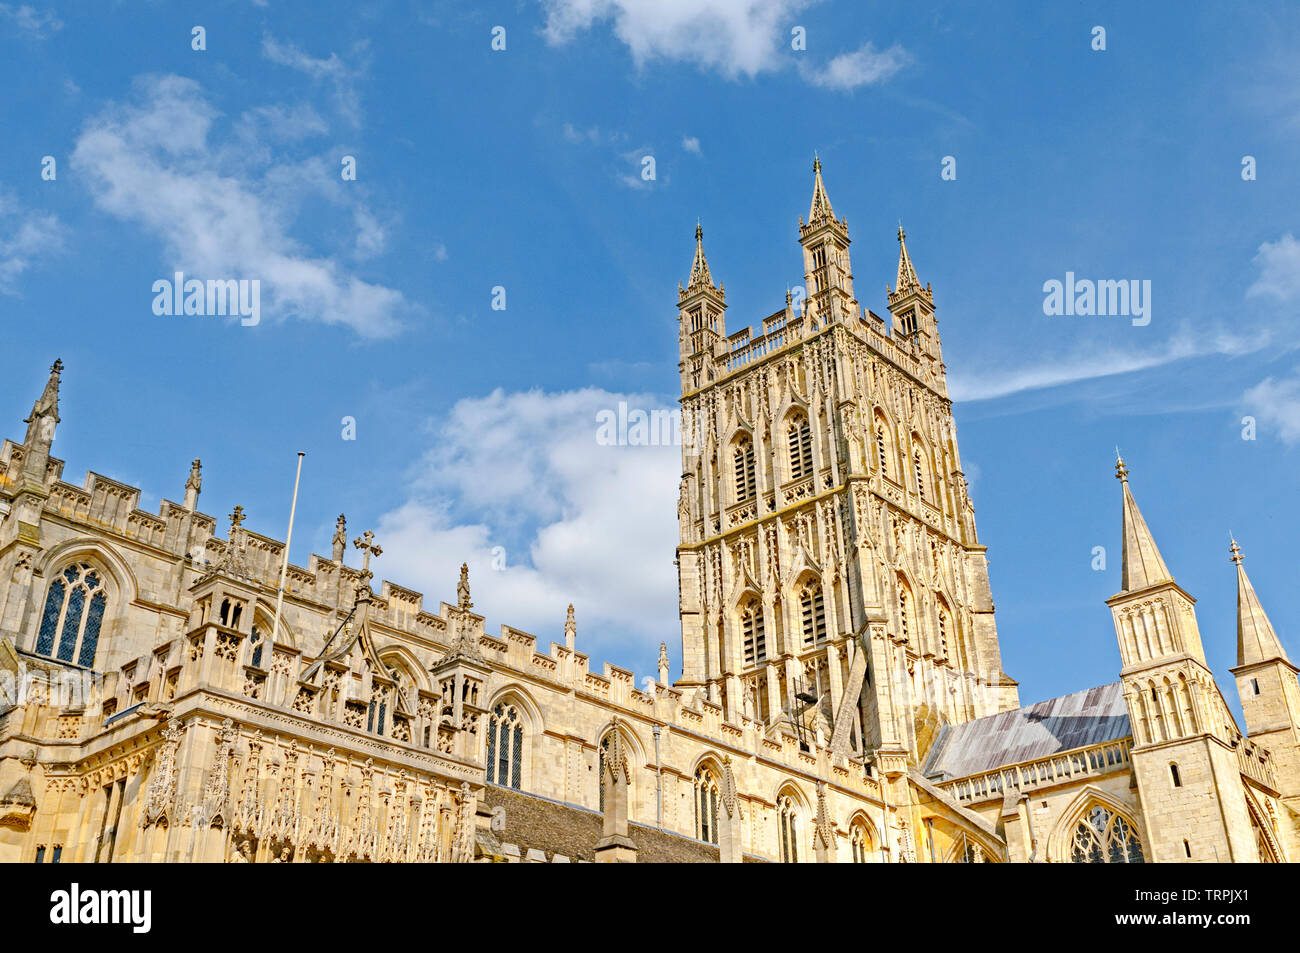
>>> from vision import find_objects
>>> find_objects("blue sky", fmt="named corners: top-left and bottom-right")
top-left (1, 1), bottom-right (1298, 719)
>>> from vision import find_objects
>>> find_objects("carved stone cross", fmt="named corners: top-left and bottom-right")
top-left (353, 530), bottom-right (382, 575)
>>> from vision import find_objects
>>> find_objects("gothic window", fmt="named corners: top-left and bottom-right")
top-left (248, 625), bottom-right (264, 668)
top-left (742, 600), bottom-right (766, 667)
top-left (913, 445), bottom-right (926, 498)
top-left (799, 583), bottom-right (827, 648)
top-left (876, 426), bottom-right (889, 475)
top-left (36, 563), bottom-right (107, 668)
top-left (366, 686), bottom-right (388, 736)
top-left (485, 702), bottom-right (524, 790)
top-left (936, 600), bottom-right (950, 659)
top-left (897, 583), bottom-right (913, 643)
top-left (733, 436), bottom-right (757, 503)
top-left (850, 821), bottom-right (872, 863)
top-left (695, 765), bottom-right (720, 845)
top-left (1069, 804), bottom-right (1145, 863)
top-left (778, 793), bottom-right (799, 863)
top-left (788, 414), bottom-right (813, 480)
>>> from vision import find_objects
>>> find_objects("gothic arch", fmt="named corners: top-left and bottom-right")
top-left (486, 684), bottom-right (543, 734)
top-left (375, 644), bottom-right (430, 695)
top-left (1243, 787), bottom-right (1283, 863)
top-left (28, 540), bottom-right (135, 667)
top-left (1048, 786), bottom-right (1148, 863)
top-left (251, 600), bottom-right (298, 648)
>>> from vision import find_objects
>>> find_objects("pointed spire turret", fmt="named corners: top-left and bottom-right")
top-left (1231, 539), bottom-right (1290, 667)
top-left (22, 358), bottom-right (62, 452)
top-left (808, 154), bottom-right (834, 223)
top-left (1116, 457), bottom-right (1174, 592)
top-left (687, 221), bottom-right (715, 291)
top-left (887, 225), bottom-right (933, 309)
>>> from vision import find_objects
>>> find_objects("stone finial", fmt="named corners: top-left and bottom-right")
top-left (564, 603), bottom-right (576, 650)
top-left (184, 458), bottom-right (202, 510)
top-left (657, 641), bottom-right (670, 685)
top-left (21, 357), bottom-right (62, 463)
top-left (229, 505), bottom-right (245, 534)
top-left (332, 514), bottom-right (347, 564)
top-left (457, 562), bottom-right (472, 610)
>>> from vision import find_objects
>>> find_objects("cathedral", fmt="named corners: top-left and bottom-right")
top-left (0, 160), bottom-right (1294, 863)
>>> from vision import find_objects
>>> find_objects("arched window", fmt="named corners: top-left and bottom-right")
top-left (694, 765), bottom-right (720, 844)
top-left (486, 702), bottom-right (524, 790)
top-left (850, 821), bottom-right (872, 863)
top-left (36, 563), bottom-right (107, 668)
top-left (741, 600), bottom-right (766, 667)
top-left (247, 625), bottom-right (264, 668)
top-left (733, 436), bottom-right (757, 502)
top-left (913, 445), bottom-right (926, 498)
top-left (936, 599), bottom-right (950, 659)
top-left (875, 426), bottom-right (889, 476)
top-left (799, 583), bottom-right (826, 648)
top-left (778, 793), bottom-right (799, 863)
top-left (787, 414), bottom-right (813, 480)
top-left (897, 583), bottom-right (913, 644)
top-left (1069, 804), bottom-right (1145, 863)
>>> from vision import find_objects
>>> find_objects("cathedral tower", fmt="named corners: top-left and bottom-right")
top-left (674, 159), bottom-right (1018, 771)
top-left (1107, 460), bottom-right (1260, 862)
top-left (1229, 541), bottom-right (1300, 816)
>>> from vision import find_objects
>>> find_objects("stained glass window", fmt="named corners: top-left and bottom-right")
top-left (486, 703), bottom-right (524, 790)
top-left (36, 564), bottom-right (107, 668)
top-left (1070, 804), bottom-right (1145, 863)
top-left (695, 766), bottom-right (719, 844)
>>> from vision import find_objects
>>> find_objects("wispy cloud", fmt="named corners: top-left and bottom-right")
top-left (1243, 371), bottom-right (1300, 444)
top-left (0, 192), bottom-right (65, 294)
top-left (70, 74), bottom-right (410, 337)
top-left (1247, 233), bottom-right (1300, 302)
top-left (682, 135), bottom-right (702, 155)
top-left (949, 334), bottom-right (1252, 403)
top-left (261, 34), bottom-right (369, 127)
top-left (799, 42), bottom-right (910, 90)
top-left (0, 3), bottom-right (63, 38)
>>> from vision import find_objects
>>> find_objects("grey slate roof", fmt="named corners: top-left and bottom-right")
top-left (922, 682), bottom-right (1131, 781)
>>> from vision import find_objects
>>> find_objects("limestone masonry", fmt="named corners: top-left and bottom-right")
top-left (0, 161), bottom-right (1292, 862)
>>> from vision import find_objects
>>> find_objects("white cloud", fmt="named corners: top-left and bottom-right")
top-left (0, 4), bottom-right (62, 38)
top-left (1243, 372), bottom-right (1300, 444)
top-left (70, 74), bottom-right (409, 337)
top-left (947, 332), bottom-right (1255, 403)
top-left (375, 387), bottom-right (681, 664)
top-left (0, 193), bottom-right (65, 294)
top-left (1247, 233), bottom-right (1300, 302)
top-left (682, 135), bottom-right (702, 154)
top-left (261, 35), bottom-right (368, 127)
top-left (540, 0), bottom-right (809, 79)
top-left (562, 122), bottom-right (602, 143)
top-left (799, 42), bottom-right (910, 90)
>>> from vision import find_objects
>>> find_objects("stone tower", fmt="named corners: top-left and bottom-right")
top-left (1107, 460), bottom-right (1261, 862)
top-left (1229, 540), bottom-right (1300, 835)
top-left (674, 158), bottom-right (1018, 771)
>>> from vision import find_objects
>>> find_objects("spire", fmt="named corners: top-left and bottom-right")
top-left (22, 358), bottom-right (62, 450)
top-left (808, 154), bottom-right (834, 223)
top-left (564, 603), bottom-right (577, 650)
top-left (687, 221), bottom-right (714, 290)
top-left (1116, 457), bottom-right (1173, 592)
top-left (1231, 539), bottom-right (1290, 667)
top-left (888, 225), bottom-right (933, 309)
top-left (895, 226), bottom-right (921, 294)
